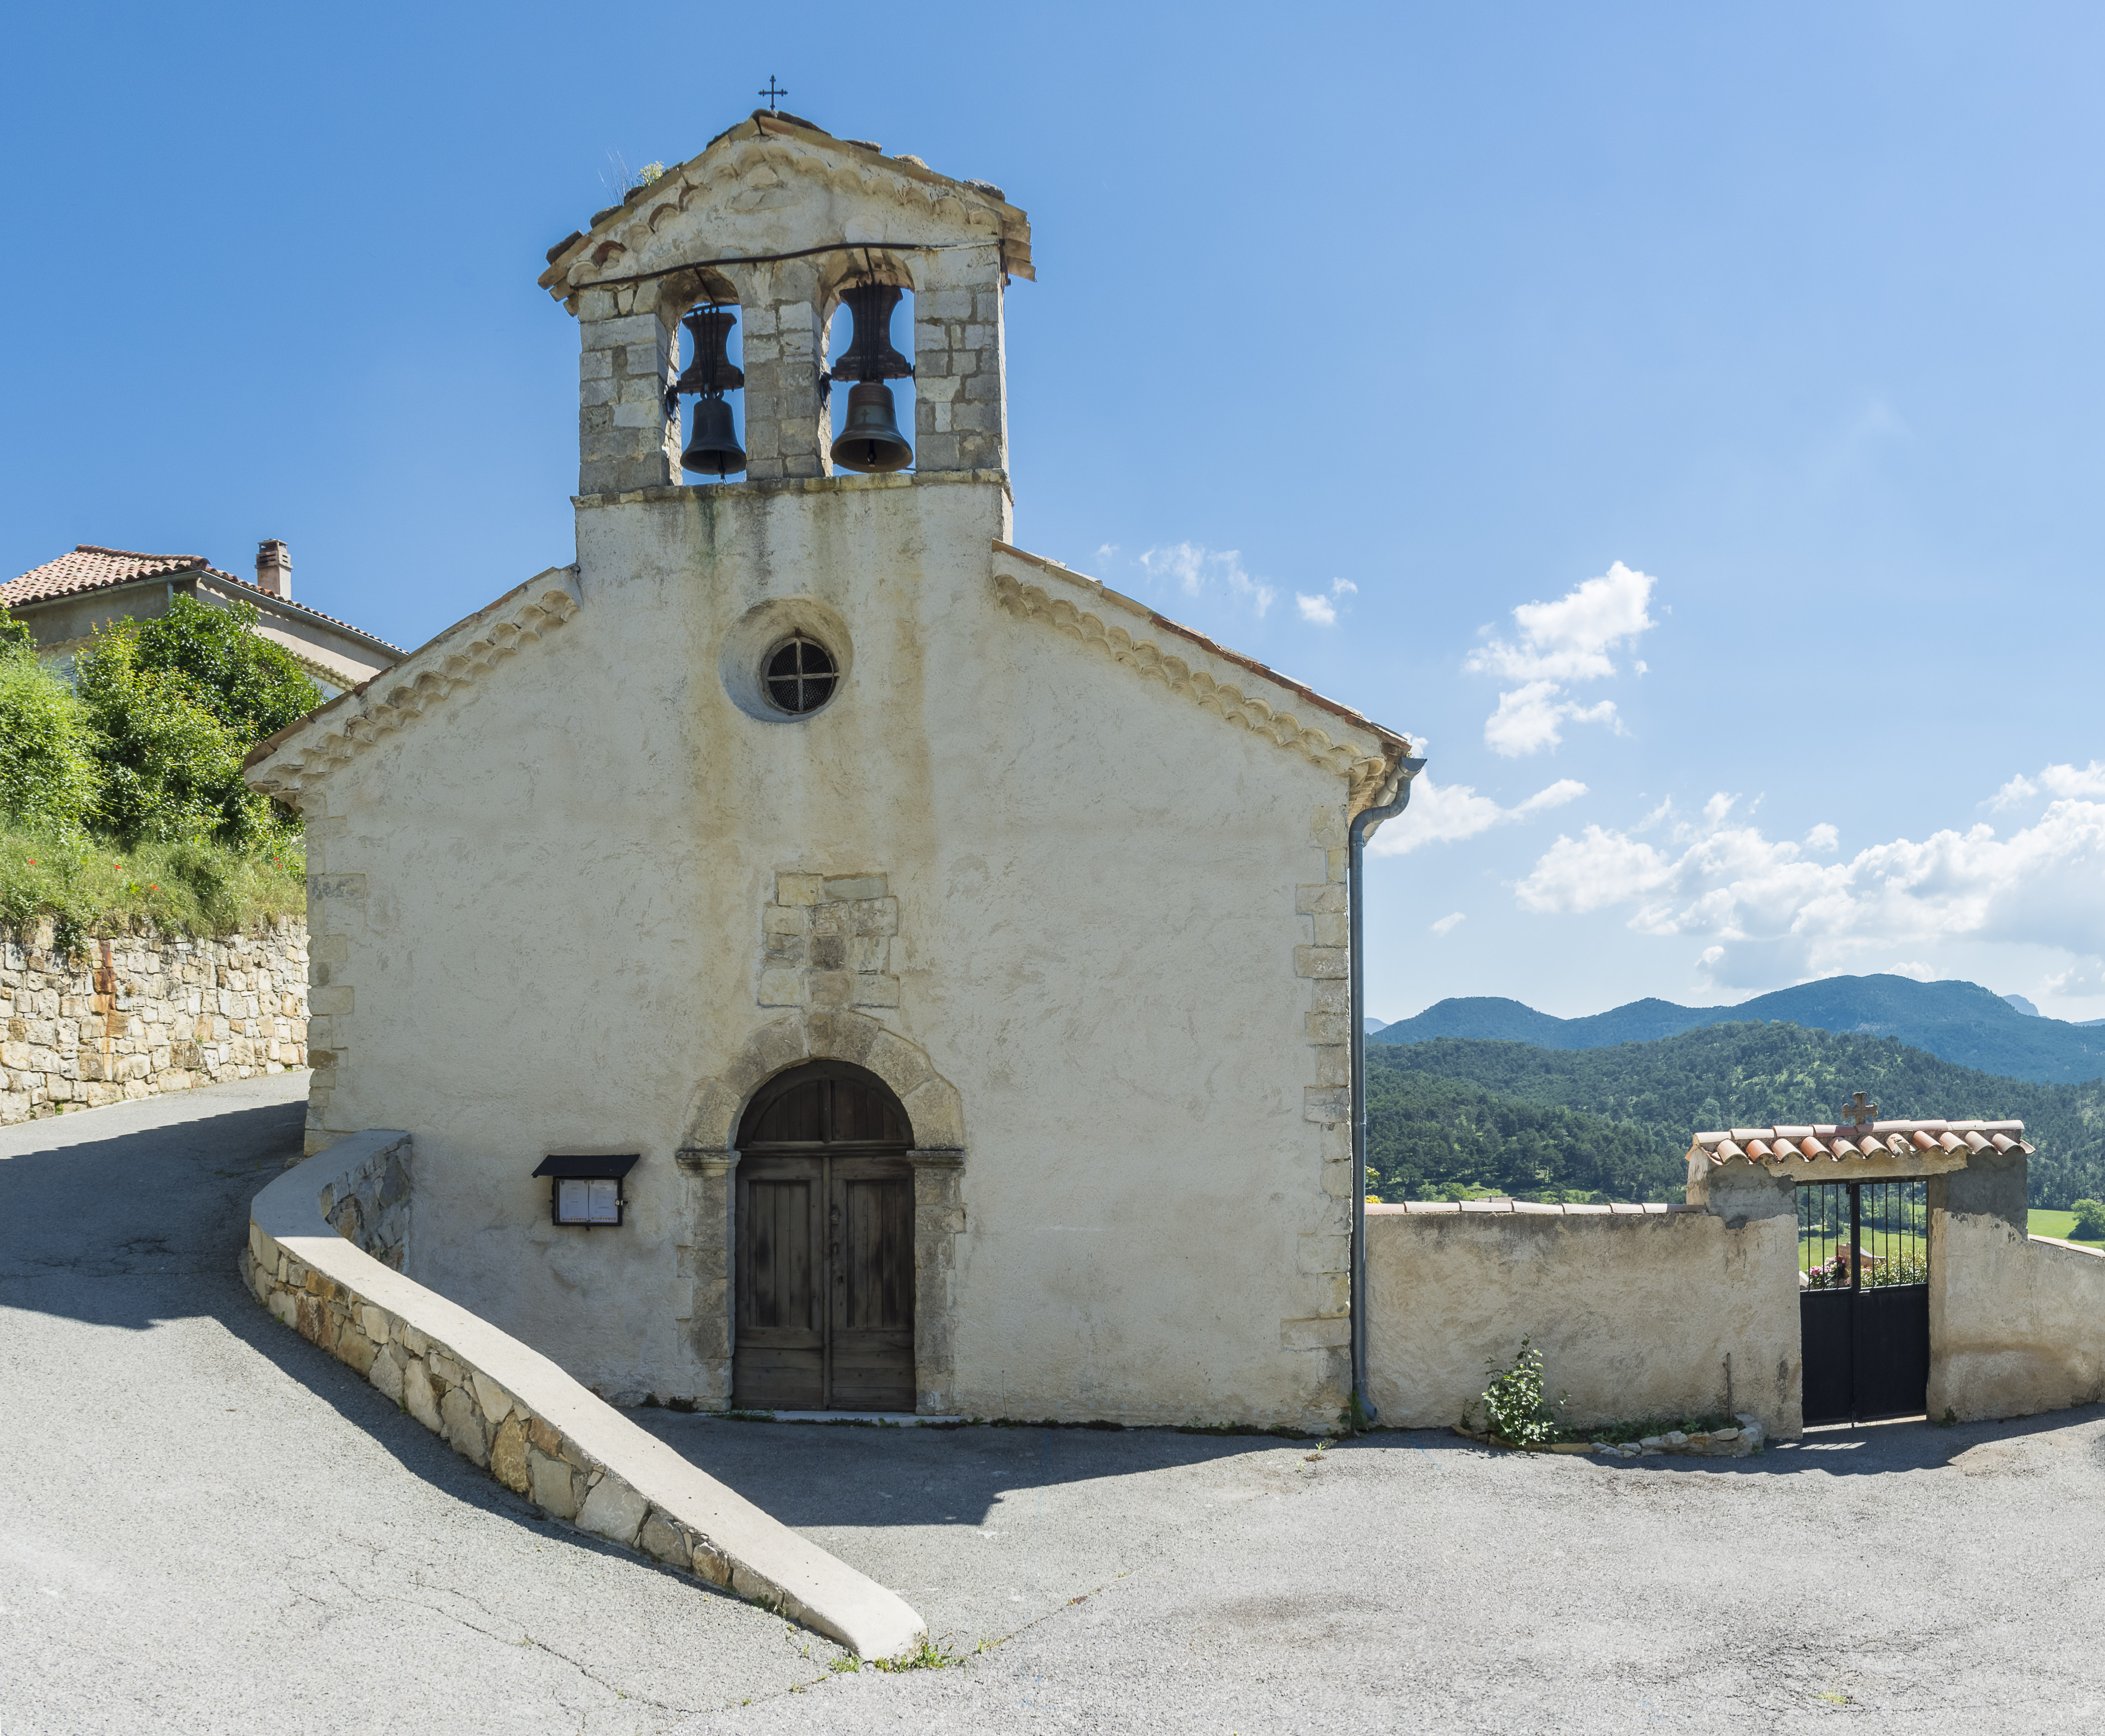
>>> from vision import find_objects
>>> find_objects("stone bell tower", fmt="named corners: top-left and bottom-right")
top-left (537, 110), bottom-right (1033, 496)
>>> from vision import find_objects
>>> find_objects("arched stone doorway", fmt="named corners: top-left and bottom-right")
top-left (732, 1060), bottom-right (916, 1411)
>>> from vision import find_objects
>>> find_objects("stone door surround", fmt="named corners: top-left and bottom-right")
top-left (677, 1008), bottom-right (964, 1413)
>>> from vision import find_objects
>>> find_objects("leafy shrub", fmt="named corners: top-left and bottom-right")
top-left (115, 594), bottom-right (320, 741)
top-left (0, 645), bottom-right (96, 833)
top-left (74, 609), bottom-right (309, 850)
top-left (2072, 1199), bottom-right (2105, 1240)
top-left (1465, 1338), bottom-right (1566, 1447)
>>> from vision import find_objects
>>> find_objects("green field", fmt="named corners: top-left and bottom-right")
top-left (2029, 1209), bottom-right (2104, 1243)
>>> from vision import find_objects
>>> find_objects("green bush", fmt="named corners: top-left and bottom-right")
top-left (115, 594), bottom-right (321, 741)
top-left (74, 606), bottom-right (313, 850)
top-left (2072, 1199), bottom-right (2105, 1240)
top-left (0, 645), bottom-right (97, 833)
top-left (0, 599), bottom-right (317, 941)
top-left (1465, 1338), bottom-right (1566, 1447)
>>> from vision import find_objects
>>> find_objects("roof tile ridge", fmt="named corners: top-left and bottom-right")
top-left (72, 543), bottom-right (207, 563)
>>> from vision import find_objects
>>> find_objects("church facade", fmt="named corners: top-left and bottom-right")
top-left (245, 110), bottom-right (1413, 1431)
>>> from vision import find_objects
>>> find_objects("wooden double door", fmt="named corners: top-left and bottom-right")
top-left (732, 1063), bottom-right (916, 1412)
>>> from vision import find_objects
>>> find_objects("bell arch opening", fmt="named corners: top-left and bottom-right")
top-left (672, 267), bottom-right (747, 481)
top-left (823, 255), bottom-right (917, 476)
top-left (732, 1060), bottom-right (917, 1412)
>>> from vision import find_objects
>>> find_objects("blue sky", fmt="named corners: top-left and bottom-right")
top-left (7, 2), bottom-right (2103, 1022)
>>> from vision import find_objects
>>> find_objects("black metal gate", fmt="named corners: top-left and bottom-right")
top-left (1799, 1179), bottom-right (1930, 1425)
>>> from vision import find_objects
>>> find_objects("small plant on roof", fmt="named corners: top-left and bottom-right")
top-left (1464, 1337), bottom-right (1567, 1447)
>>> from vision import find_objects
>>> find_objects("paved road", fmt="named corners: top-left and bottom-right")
top-left (7, 1078), bottom-right (2105, 1733)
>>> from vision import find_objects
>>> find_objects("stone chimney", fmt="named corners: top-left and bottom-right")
top-left (256, 539), bottom-right (292, 600)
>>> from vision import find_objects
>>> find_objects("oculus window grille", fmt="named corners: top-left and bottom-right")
top-left (532, 1153), bottom-right (640, 1228)
top-left (764, 637), bottom-right (838, 714)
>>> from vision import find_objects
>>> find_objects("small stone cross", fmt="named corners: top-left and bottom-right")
top-left (1839, 1091), bottom-right (1879, 1128)
top-left (759, 76), bottom-right (789, 112)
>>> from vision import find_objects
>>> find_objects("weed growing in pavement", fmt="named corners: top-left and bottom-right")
top-left (1463, 1339), bottom-right (1567, 1447)
top-left (870, 1637), bottom-right (967, 1672)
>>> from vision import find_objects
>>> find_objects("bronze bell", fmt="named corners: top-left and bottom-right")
top-left (681, 395), bottom-right (746, 477)
top-left (830, 283), bottom-right (912, 382)
top-left (675, 306), bottom-right (743, 395)
top-left (831, 382), bottom-right (912, 473)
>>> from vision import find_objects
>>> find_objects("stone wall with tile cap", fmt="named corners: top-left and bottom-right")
top-left (243, 1129), bottom-right (926, 1658)
top-left (1365, 1200), bottom-right (1804, 1439)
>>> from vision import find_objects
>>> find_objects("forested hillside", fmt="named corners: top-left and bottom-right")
top-left (1364, 1070), bottom-right (1687, 1203)
top-left (1367, 1022), bottom-right (2105, 1208)
top-left (1371, 975), bottom-right (2105, 1086)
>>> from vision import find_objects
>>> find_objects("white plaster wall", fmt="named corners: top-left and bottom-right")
top-left (1929, 1223), bottom-right (2105, 1421)
top-left (1366, 1207), bottom-right (1805, 1439)
top-left (298, 472), bottom-right (1375, 1428)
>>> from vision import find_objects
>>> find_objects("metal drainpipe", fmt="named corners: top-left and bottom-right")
top-left (1348, 754), bottom-right (1427, 1426)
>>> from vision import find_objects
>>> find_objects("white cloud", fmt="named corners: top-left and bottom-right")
top-left (1887, 960), bottom-right (1937, 982)
top-left (1138, 543), bottom-right (1275, 616)
top-left (1516, 782), bottom-right (2105, 989)
top-left (1431, 911), bottom-right (1467, 937)
top-left (1371, 774), bottom-right (1586, 856)
top-left (1294, 577), bottom-right (1359, 628)
top-left (1465, 562), bottom-right (1656, 757)
top-left (1990, 762), bottom-right (2105, 810)
top-left (1465, 562), bottom-right (1657, 684)
top-left (1482, 682), bottom-right (1621, 757)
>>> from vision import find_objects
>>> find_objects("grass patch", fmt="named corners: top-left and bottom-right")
top-left (0, 827), bottom-right (304, 944)
top-left (2030, 1209), bottom-right (2105, 1242)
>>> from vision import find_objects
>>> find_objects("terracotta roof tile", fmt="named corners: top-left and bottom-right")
top-left (1690, 1118), bottom-right (2032, 1164)
top-left (1, 545), bottom-right (210, 604)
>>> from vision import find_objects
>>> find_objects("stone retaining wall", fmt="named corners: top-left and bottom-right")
top-left (245, 1130), bottom-right (923, 1658)
top-left (1, 918), bottom-right (306, 1125)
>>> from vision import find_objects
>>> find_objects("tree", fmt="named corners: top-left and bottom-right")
top-left (2071, 1199), bottom-right (2105, 1240)
top-left (0, 636), bottom-right (96, 833)
top-left (73, 604), bottom-right (312, 849)
top-left (116, 594), bottom-right (321, 740)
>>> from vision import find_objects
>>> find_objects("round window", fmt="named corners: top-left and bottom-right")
top-left (763, 636), bottom-right (839, 715)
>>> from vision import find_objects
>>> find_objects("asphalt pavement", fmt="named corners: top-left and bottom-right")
top-left (6, 1074), bottom-right (2105, 1735)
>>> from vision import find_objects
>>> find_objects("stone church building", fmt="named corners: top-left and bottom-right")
top-left (245, 109), bottom-right (1414, 1430)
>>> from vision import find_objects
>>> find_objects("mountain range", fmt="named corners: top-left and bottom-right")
top-left (1371, 974), bottom-right (2105, 1087)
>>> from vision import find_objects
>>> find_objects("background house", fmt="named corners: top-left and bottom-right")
top-left (3, 540), bottom-right (399, 696)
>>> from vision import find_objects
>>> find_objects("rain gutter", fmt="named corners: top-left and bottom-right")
top-left (1348, 754), bottom-right (1426, 1425)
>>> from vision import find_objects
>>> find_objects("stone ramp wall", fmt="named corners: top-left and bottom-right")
top-left (1366, 1200), bottom-right (1803, 1440)
top-left (246, 1130), bottom-right (924, 1659)
top-left (1, 918), bottom-right (306, 1125)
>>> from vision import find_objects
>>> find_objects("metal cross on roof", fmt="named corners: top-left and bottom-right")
top-left (1839, 1091), bottom-right (1879, 1128)
top-left (759, 76), bottom-right (789, 112)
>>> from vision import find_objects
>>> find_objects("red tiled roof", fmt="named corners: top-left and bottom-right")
top-left (1, 545), bottom-right (210, 605)
top-left (1691, 1120), bottom-right (2033, 1164)
top-left (1, 544), bottom-right (402, 655)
